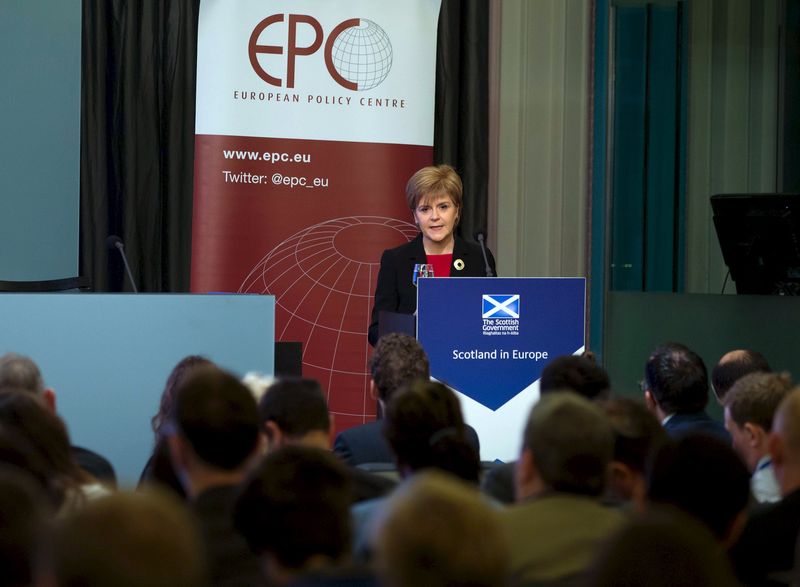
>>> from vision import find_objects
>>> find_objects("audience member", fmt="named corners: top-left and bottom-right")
top-left (40, 489), bottom-right (207, 587)
top-left (480, 462), bottom-right (516, 505)
top-left (333, 334), bottom-right (480, 465)
top-left (234, 445), bottom-right (355, 586)
top-left (0, 353), bottom-right (116, 485)
top-left (259, 377), bottom-right (396, 502)
top-left (0, 391), bottom-right (108, 512)
top-left (241, 370), bottom-right (275, 402)
top-left (0, 465), bottom-right (51, 587)
top-left (167, 367), bottom-right (263, 586)
top-left (0, 428), bottom-right (62, 509)
top-left (259, 377), bottom-right (332, 452)
top-left (587, 508), bottom-right (739, 586)
top-left (500, 392), bottom-right (624, 585)
top-left (730, 387), bottom-right (800, 584)
top-left (371, 471), bottom-right (508, 587)
top-left (724, 371), bottom-right (792, 503)
top-left (482, 353), bottom-right (611, 505)
top-left (352, 380), bottom-right (481, 559)
top-left (712, 348), bottom-right (771, 403)
top-left (646, 434), bottom-right (750, 547)
top-left (540, 353), bottom-right (611, 400)
top-left (1, 341), bottom-right (783, 587)
top-left (139, 355), bottom-right (215, 497)
top-left (383, 380), bottom-right (480, 483)
top-left (600, 397), bottom-right (667, 507)
top-left (642, 342), bottom-right (729, 442)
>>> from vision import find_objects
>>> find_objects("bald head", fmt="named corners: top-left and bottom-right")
top-left (712, 349), bottom-right (771, 402)
top-left (0, 354), bottom-right (56, 411)
top-left (720, 350), bottom-right (749, 364)
top-left (0, 353), bottom-right (45, 395)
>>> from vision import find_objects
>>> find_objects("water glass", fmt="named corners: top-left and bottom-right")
top-left (412, 263), bottom-right (434, 286)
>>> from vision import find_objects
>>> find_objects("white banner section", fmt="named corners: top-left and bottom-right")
top-left (196, 0), bottom-right (441, 145)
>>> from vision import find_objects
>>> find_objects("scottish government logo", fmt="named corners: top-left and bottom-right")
top-left (482, 294), bottom-right (520, 336)
top-left (249, 15), bottom-right (393, 90)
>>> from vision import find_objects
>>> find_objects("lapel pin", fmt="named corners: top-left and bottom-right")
top-left (454, 259), bottom-right (465, 271)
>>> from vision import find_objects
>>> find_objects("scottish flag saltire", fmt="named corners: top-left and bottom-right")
top-left (482, 294), bottom-right (520, 319)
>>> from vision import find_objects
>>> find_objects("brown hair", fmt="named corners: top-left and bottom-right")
top-left (374, 471), bottom-right (508, 587)
top-left (405, 164), bottom-right (463, 214)
top-left (383, 380), bottom-right (479, 483)
top-left (48, 490), bottom-right (207, 587)
top-left (0, 391), bottom-right (88, 506)
top-left (724, 371), bottom-right (793, 431)
top-left (151, 355), bottom-right (214, 437)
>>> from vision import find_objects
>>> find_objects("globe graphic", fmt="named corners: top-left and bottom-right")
top-left (239, 216), bottom-right (417, 432)
top-left (330, 19), bottom-right (393, 91)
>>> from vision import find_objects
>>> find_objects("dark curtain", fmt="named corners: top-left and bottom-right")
top-left (81, 0), bottom-right (199, 292)
top-left (782, 0), bottom-right (800, 191)
top-left (435, 0), bottom-right (490, 243)
top-left (80, 0), bottom-right (488, 292)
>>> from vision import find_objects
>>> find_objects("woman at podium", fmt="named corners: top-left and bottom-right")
top-left (368, 164), bottom-right (496, 346)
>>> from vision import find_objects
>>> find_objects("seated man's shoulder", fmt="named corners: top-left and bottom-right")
top-left (730, 492), bottom-right (800, 584)
top-left (333, 422), bottom-right (386, 465)
top-left (500, 493), bottom-right (625, 529)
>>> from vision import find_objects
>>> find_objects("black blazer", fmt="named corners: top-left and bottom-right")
top-left (663, 410), bottom-right (731, 444)
top-left (368, 233), bottom-right (496, 345)
top-left (333, 420), bottom-right (481, 466)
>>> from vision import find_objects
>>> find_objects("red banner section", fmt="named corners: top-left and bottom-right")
top-left (191, 134), bottom-right (431, 428)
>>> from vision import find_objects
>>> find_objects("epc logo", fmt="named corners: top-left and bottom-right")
top-left (248, 15), bottom-right (393, 91)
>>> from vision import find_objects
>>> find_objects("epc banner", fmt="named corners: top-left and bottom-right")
top-left (191, 1), bottom-right (441, 432)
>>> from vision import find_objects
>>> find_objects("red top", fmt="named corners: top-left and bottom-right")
top-left (427, 253), bottom-right (453, 278)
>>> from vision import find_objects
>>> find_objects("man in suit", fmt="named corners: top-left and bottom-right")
top-left (723, 371), bottom-right (792, 503)
top-left (642, 342), bottom-right (730, 442)
top-left (711, 348), bottom-right (771, 403)
top-left (333, 333), bottom-right (479, 466)
top-left (234, 446), bottom-right (357, 587)
top-left (499, 392), bottom-right (625, 586)
top-left (730, 387), bottom-right (800, 584)
top-left (167, 367), bottom-right (264, 587)
top-left (259, 377), bottom-right (396, 502)
top-left (0, 353), bottom-right (116, 486)
top-left (481, 352), bottom-right (611, 504)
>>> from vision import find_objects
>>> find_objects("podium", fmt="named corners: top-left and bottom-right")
top-left (416, 277), bottom-right (586, 461)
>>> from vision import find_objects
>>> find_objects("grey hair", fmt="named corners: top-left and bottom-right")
top-left (0, 353), bottom-right (46, 395)
top-left (523, 392), bottom-right (614, 496)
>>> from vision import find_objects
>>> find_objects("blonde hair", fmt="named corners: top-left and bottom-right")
top-left (405, 164), bottom-right (463, 213)
top-left (372, 471), bottom-right (508, 587)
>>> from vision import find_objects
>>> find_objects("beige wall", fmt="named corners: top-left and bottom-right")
top-left (492, 0), bottom-right (593, 279)
top-left (685, 0), bottom-right (779, 293)
top-left (491, 0), bottom-right (780, 293)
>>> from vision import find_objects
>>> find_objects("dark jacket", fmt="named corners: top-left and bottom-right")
top-left (663, 410), bottom-right (731, 444)
top-left (368, 233), bottom-right (496, 345)
top-left (334, 420), bottom-right (481, 466)
top-left (730, 487), bottom-right (800, 586)
top-left (191, 484), bottom-right (265, 587)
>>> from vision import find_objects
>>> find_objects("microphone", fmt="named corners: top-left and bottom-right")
top-left (106, 235), bottom-right (139, 293)
top-left (474, 230), bottom-right (494, 277)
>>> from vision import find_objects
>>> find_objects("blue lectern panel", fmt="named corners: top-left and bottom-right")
top-left (0, 294), bottom-right (274, 484)
top-left (417, 278), bottom-right (585, 460)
